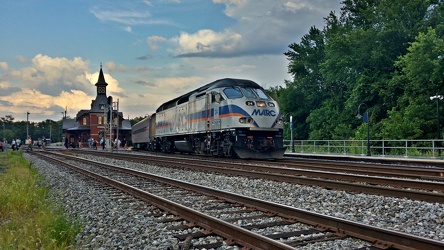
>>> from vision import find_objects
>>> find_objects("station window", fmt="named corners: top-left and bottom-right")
top-left (98, 116), bottom-right (102, 125)
top-left (83, 117), bottom-right (87, 125)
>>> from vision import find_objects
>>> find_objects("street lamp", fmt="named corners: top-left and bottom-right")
top-left (2, 121), bottom-right (5, 143)
top-left (430, 95), bottom-right (443, 140)
top-left (356, 103), bottom-right (371, 156)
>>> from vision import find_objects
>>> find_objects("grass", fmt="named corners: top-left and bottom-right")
top-left (0, 151), bottom-right (81, 249)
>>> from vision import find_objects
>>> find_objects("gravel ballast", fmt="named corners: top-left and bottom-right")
top-left (24, 153), bottom-right (444, 249)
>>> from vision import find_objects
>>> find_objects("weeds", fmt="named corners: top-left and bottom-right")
top-left (0, 151), bottom-right (81, 249)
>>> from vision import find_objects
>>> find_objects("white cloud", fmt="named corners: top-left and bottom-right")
top-left (104, 61), bottom-right (127, 73)
top-left (16, 55), bottom-right (28, 63)
top-left (118, 76), bottom-right (203, 118)
top-left (0, 81), bottom-right (11, 88)
top-left (0, 55), bottom-right (127, 121)
top-left (207, 64), bottom-right (256, 72)
top-left (171, 29), bottom-right (242, 57)
top-left (143, 0), bottom-right (153, 7)
top-left (91, 7), bottom-right (152, 25)
top-left (0, 88), bottom-right (92, 120)
top-left (86, 71), bottom-right (124, 97)
top-left (147, 36), bottom-right (167, 51)
top-left (90, 4), bottom-right (174, 26)
top-left (6, 54), bottom-right (91, 93)
top-left (168, 0), bottom-right (341, 58)
top-left (0, 62), bottom-right (9, 71)
top-left (123, 26), bottom-right (132, 33)
top-left (154, 76), bottom-right (204, 96)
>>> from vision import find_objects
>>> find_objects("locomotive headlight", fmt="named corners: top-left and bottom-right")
top-left (239, 117), bottom-right (253, 124)
top-left (256, 101), bottom-right (266, 107)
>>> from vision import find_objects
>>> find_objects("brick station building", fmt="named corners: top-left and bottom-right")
top-left (62, 66), bottom-right (131, 148)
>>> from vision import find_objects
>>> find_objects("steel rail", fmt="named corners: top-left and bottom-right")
top-left (72, 150), bottom-right (444, 191)
top-left (258, 158), bottom-right (444, 179)
top-left (38, 152), bottom-right (444, 250)
top-left (68, 150), bottom-right (444, 203)
top-left (36, 153), bottom-right (294, 250)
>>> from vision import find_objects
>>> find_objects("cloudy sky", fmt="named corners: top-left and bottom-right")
top-left (0, 0), bottom-right (341, 122)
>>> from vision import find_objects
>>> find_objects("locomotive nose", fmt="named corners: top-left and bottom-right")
top-left (259, 137), bottom-right (273, 148)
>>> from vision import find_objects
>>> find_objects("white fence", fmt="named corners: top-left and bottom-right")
top-left (284, 139), bottom-right (444, 158)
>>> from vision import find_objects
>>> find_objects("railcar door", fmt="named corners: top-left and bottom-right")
top-left (209, 92), bottom-right (221, 130)
top-left (205, 93), bottom-right (211, 131)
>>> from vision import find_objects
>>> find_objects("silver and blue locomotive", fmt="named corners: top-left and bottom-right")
top-left (132, 78), bottom-right (286, 159)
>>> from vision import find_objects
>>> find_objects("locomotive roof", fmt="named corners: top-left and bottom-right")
top-left (156, 78), bottom-right (262, 112)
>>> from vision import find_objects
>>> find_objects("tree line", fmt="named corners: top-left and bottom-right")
top-left (0, 115), bottom-right (63, 143)
top-left (268, 0), bottom-right (444, 141)
top-left (0, 114), bottom-right (146, 144)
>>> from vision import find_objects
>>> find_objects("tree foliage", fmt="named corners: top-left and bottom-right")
top-left (278, 0), bottom-right (444, 140)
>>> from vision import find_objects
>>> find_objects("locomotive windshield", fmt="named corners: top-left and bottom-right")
top-left (223, 87), bottom-right (270, 100)
top-left (223, 87), bottom-right (243, 99)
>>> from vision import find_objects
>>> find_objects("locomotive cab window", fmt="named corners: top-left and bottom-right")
top-left (223, 87), bottom-right (243, 99)
top-left (241, 87), bottom-right (256, 98)
top-left (212, 92), bottom-right (223, 103)
top-left (242, 87), bottom-right (269, 100)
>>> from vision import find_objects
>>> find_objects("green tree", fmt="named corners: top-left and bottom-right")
top-left (130, 116), bottom-right (147, 126)
top-left (283, 26), bottom-right (326, 139)
top-left (282, 0), bottom-right (443, 140)
top-left (380, 27), bottom-right (444, 139)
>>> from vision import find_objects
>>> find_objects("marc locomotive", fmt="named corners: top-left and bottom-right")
top-left (132, 78), bottom-right (286, 159)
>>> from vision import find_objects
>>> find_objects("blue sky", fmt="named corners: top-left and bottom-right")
top-left (0, 0), bottom-right (341, 122)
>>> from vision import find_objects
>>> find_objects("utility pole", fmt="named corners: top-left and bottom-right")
top-left (26, 112), bottom-right (30, 139)
top-left (116, 99), bottom-right (119, 150)
top-left (108, 104), bottom-right (113, 152)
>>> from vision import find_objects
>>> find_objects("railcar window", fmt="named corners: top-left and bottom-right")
top-left (223, 87), bottom-right (243, 99)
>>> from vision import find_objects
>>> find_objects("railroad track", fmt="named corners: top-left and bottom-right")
top-left (269, 157), bottom-right (444, 180)
top-left (62, 149), bottom-right (444, 203)
top-left (32, 151), bottom-right (444, 249)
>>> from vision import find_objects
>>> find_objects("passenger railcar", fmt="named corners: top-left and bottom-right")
top-left (132, 78), bottom-right (286, 159)
top-left (131, 116), bottom-right (151, 150)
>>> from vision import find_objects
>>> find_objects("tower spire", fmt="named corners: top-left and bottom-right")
top-left (95, 64), bottom-right (108, 96)
top-left (95, 65), bottom-right (108, 87)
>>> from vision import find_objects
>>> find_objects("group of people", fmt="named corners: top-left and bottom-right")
top-left (10, 138), bottom-right (22, 151)
top-left (86, 136), bottom-right (127, 150)
top-left (2, 137), bottom-right (46, 151)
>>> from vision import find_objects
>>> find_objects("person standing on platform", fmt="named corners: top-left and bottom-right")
top-left (26, 137), bottom-right (33, 151)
